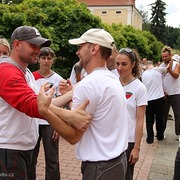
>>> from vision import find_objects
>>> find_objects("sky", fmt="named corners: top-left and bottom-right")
top-left (136, 0), bottom-right (180, 28)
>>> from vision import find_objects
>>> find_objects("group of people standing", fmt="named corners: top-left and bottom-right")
top-left (0, 26), bottom-right (179, 180)
top-left (141, 47), bottom-right (180, 145)
top-left (140, 47), bottom-right (180, 180)
top-left (0, 26), bottom-right (91, 180)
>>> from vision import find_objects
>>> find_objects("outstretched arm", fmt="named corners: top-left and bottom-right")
top-left (52, 81), bottom-right (90, 131)
top-left (52, 90), bottom-right (73, 107)
top-left (49, 101), bottom-right (91, 132)
top-left (38, 84), bottom-right (91, 144)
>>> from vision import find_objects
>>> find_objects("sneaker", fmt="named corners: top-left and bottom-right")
top-left (146, 138), bottom-right (154, 144)
top-left (158, 135), bottom-right (166, 141)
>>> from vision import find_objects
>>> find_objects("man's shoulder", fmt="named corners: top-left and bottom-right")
top-left (0, 61), bottom-right (19, 72)
top-left (0, 57), bottom-right (23, 73)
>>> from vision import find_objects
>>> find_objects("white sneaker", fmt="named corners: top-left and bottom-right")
top-left (176, 135), bottom-right (180, 141)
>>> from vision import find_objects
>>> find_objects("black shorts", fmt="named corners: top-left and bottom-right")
top-left (0, 148), bottom-right (33, 180)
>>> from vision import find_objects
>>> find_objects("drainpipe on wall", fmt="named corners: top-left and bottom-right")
top-left (131, 5), bottom-right (133, 26)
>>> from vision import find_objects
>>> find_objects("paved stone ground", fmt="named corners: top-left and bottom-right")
top-left (36, 119), bottom-right (178, 180)
top-left (148, 120), bottom-right (178, 180)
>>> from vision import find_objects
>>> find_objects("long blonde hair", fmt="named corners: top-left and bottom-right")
top-left (0, 38), bottom-right (10, 52)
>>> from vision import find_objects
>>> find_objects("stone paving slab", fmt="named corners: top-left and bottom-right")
top-left (148, 120), bottom-right (178, 180)
top-left (36, 120), bottom-right (178, 180)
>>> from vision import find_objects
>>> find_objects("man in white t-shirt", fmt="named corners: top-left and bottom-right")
top-left (142, 61), bottom-right (166, 143)
top-left (160, 46), bottom-right (180, 140)
top-left (106, 45), bottom-right (119, 77)
top-left (38, 28), bottom-right (129, 180)
top-left (69, 60), bottom-right (87, 85)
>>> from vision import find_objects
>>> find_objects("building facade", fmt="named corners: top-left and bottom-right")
top-left (77, 0), bottom-right (142, 30)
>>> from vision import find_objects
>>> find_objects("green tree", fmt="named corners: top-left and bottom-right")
top-left (1, 0), bottom-right (23, 4)
top-left (0, 0), bottom-right (165, 77)
top-left (141, 30), bottom-right (163, 62)
top-left (105, 24), bottom-right (163, 62)
top-left (175, 32), bottom-right (180, 50)
top-left (0, 0), bottom-right (103, 77)
top-left (139, 9), bottom-right (150, 31)
top-left (166, 26), bottom-right (180, 49)
top-left (150, 0), bottom-right (167, 43)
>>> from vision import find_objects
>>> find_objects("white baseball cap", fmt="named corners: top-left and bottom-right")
top-left (68, 28), bottom-right (114, 50)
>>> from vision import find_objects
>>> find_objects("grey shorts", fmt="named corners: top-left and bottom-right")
top-left (81, 152), bottom-right (127, 180)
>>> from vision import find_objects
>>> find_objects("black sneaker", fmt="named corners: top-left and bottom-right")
top-left (157, 135), bottom-right (166, 141)
top-left (146, 138), bottom-right (154, 144)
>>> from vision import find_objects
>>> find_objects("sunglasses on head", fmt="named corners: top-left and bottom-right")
top-left (119, 47), bottom-right (133, 54)
top-left (119, 47), bottom-right (136, 62)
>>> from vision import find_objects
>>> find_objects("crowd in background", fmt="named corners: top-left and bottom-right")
top-left (0, 27), bottom-right (180, 180)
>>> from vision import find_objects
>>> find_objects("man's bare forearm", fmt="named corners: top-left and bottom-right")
top-left (49, 101), bottom-right (91, 131)
top-left (39, 107), bottom-right (83, 144)
top-left (49, 104), bottom-right (72, 123)
top-left (52, 91), bottom-right (72, 107)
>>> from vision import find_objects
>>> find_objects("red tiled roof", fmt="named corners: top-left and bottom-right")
top-left (77, 0), bottom-right (135, 6)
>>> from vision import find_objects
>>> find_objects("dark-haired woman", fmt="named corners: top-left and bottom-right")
top-left (116, 48), bottom-right (147, 180)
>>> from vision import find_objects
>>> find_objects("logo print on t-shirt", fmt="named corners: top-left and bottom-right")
top-left (126, 92), bottom-right (133, 99)
top-left (33, 27), bottom-right (41, 36)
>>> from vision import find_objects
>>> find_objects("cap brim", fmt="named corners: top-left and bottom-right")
top-left (68, 38), bottom-right (86, 45)
top-left (26, 37), bottom-right (51, 47)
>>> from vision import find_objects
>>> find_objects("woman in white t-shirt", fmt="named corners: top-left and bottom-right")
top-left (116, 48), bottom-right (147, 180)
top-left (29, 47), bottom-right (62, 180)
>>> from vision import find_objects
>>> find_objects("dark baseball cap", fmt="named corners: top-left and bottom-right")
top-left (11, 26), bottom-right (51, 47)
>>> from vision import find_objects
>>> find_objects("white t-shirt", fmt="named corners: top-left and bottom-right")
top-left (69, 65), bottom-right (87, 85)
top-left (142, 68), bottom-right (164, 101)
top-left (110, 69), bottom-right (119, 77)
top-left (33, 71), bottom-right (63, 125)
top-left (72, 67), bottom-right (128, 161)
top-left (160, 62), bottom-right (180, 95)
top-left (122, 78), bottom-right (147, 142)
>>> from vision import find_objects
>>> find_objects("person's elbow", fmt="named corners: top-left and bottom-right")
top-left (68, 130), bottom-right (83, 145)
top-left (173, 74), bottom-right (179, 79)
top-left (64, 135), bottom-right (81, 145)
top-left (68, 139), bottom-right (79, 145)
